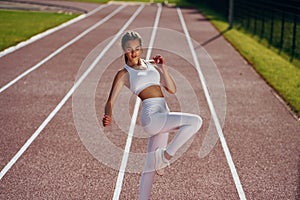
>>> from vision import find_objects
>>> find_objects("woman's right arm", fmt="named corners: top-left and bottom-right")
top-left (103, 69), bottom-right (127, 127)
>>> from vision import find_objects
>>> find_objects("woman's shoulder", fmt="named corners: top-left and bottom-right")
top-left (118, 67), bottom-right (128, 74)
top-left (113, 68), bottom-right (129, 82)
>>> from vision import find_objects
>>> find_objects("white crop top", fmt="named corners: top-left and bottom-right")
top-left (124, 60), bottom-right (161, 95)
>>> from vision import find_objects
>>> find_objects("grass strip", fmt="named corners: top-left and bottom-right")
top-left (196, 5), bottom-right (300, 117)
top-left (0, 10), bottom-right (78, 51)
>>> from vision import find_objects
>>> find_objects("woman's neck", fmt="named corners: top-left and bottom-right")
top-left (127, 58), bottom-right (142, 68)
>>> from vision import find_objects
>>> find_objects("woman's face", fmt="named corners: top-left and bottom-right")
top-left (124, 39), bottom-right (142, 66)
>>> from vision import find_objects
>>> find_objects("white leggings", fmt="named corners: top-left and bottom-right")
top-left (139, 98), bottom-right (202, 200)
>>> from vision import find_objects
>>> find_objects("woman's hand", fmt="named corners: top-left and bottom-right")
top-left (153, 54), bottom-right (176, 94)
top-left (153, 55), bottom-right (165, 65)
top-left (102, 114), bottom-right (112, 127)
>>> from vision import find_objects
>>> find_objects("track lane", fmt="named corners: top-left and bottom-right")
top-left (178, 7), bottom-right (246, 199)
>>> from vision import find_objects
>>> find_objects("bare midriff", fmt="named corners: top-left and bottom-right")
top-left (138, 85), bottom-right (164, 101)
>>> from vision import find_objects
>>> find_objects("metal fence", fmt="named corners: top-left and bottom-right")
top-left (233, 0), bottom-right (300, 61)
top-left (190, 0), bottom-right (300, 62)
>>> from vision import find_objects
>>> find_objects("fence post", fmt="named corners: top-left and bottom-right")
top-left (254, 10), bottom-right (257, 34)
top-left (280, 11), bottom-right (285, 52)
top-left (269, 10), bottom-right (274, 45)
top-left (229, 0), bottom-right (234, 29)
top-left (291, 15), bottom-right (297, 61)
top-left (260, 9), bottom-right (265, 38)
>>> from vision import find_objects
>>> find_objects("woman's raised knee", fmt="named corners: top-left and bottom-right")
top-left (192, 114), bottom-right (202, 133)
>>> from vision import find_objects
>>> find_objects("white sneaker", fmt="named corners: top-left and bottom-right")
top-left (155, 148), bottom-right (170, 176)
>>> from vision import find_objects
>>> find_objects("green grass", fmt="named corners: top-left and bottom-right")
top-left (0, 10), bottom-right (78, 51)
top-left (236, 14), bottom-right (300, 67)
top-left (196, 5), bottom-right (300, 116)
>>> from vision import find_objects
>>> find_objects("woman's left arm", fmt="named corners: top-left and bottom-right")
top-left (154, 55), bottom-right (176, 94)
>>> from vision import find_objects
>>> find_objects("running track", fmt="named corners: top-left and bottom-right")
top-left (0, 1), bottom-right (299, 199)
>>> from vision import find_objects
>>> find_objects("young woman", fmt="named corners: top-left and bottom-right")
top-left (102, 31), bottom-right (202, 199)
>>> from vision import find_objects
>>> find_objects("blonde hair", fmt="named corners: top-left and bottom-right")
top-left (121, 31), bottom-right (143, 63)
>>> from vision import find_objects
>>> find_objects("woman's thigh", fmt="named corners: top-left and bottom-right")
top-left (145, 112), bottom-right (200, 135)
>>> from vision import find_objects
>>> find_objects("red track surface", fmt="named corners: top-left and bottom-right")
top-left (0, 1), bottom-right (299, 199)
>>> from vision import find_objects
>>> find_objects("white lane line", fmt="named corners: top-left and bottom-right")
top-left (0, 4), bottom-right (125, 94)
top-left (0, 4), bottom-right (106, 58)
top-left (177, 8), bottom-right (247, 200)
top-left (0, 4), bottom-right (144, 181)
top-left (112, 4), bottom-right (162, 200)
